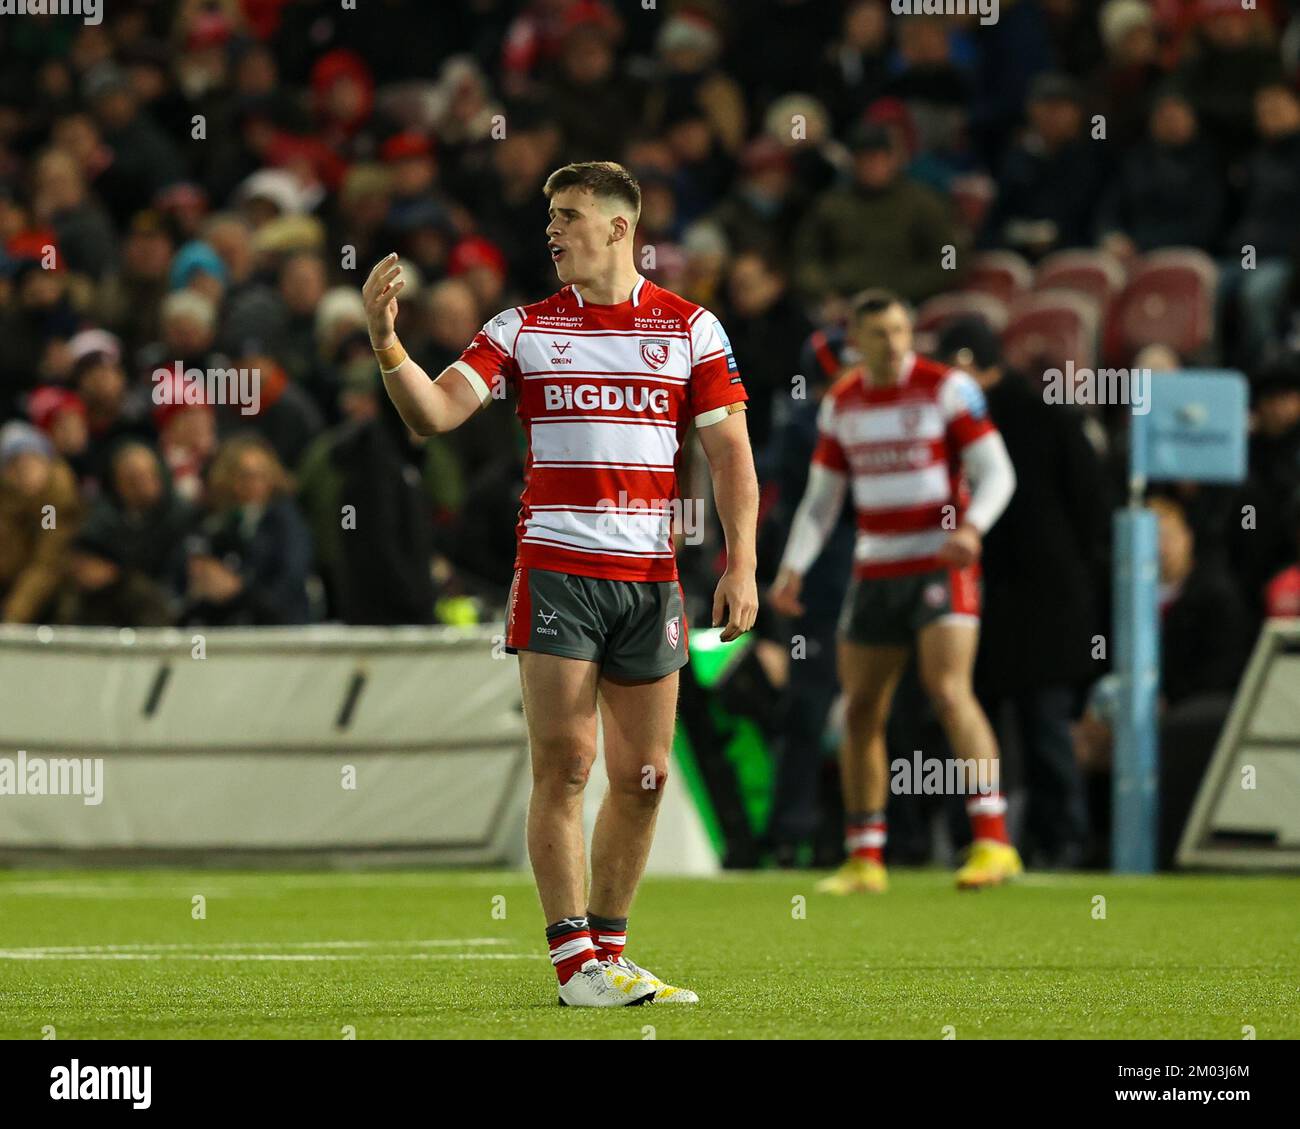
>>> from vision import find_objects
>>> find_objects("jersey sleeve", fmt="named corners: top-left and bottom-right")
top-left (810, 392), bottom-right (849, 474)
top-left (687, 309), bottom-right (748, 426)
top-left (450, 308), bottom-right (522, 405)
top-left (939, 368), bottom-right (996, 451)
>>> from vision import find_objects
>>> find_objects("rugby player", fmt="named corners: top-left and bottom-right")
top-left (363, 161), bottom-right (758, 1004)
top-left (771, 291), bottom-right (1021, 892)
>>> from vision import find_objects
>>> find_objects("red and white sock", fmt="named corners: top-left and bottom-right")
top-left (587, 913), bottom-right (627, 963)
top-left (846, 812), bottom-right (886, 864)
top-left (967, 792), bottom-right (1009, 844)
top-left (546, 917), bottom-right (596, 985)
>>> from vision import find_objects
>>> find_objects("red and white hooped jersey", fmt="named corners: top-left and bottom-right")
top-left (451, 275), bottom-right (747, 582)
top-left (813, 352), bottom-right (996, 579)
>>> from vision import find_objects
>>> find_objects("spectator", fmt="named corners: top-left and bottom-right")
top-left (818, 0), bottom-right (890, 134)
top-left (708, 137), bottom-right (803, 258)
top-left (183, 433), bottom-right (312, 626)
top-left (541, 5), bottom-right (635, 161)
top-left (299, 381), bottom-right (461, 625)
top-left (761, 324), bottom-right (859, 866)
top-left (0, 421), bottom-right (83, 623)
top-left (643, 10), bottom-right (747, 156)
top-left (1152, 494), bottom-right (1251, 705)
top-left (31, 147), bottom-right (117, 279)
top-left (82, 61), bottom-right (185, 219)
top-left (0, 257), bottom-right (80, 406)
top-left (168, 239), bottom-right (228, 305)
top-left (1228, 360), bottom-right (1300, 614)
top-left (95, 209), bottom-right (173, 358)
top-left (71, 334), bottom-right (152, 488)
top-left (28, 386), bottom-right (90, 484)
top-left (719, 249), bottom-right (812, 466)
top-left (271, 251), bottom-right (330, 389)
top-left (985, 72), bottom-right (1109, 259)
top-left (141, 289), bottom-right (227, 385)
top-left (1096, 90), bottom-right (1225, 259)
top-left (152, 372), bottom-right (217, 507)
top-left (793, 121), bottom-right (957, 311)
top-left (1175, 0), bottom-right (1284, 156)
top-left (1218, 82), bottom-right (1300, 365)
top-left (1093, 0), bottom-right (1168, 150)
top-left (937, 317), bottom-right (1105, 869)
top-left (221, 350), bottom-right (324, 470)
top-left (54, 526), bottom-right (175, 628)
top-left (83, 441), bottom-right (195, 590)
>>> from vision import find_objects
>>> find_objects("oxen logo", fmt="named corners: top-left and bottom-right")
top-left (641, 339), bottom-right (670, 371)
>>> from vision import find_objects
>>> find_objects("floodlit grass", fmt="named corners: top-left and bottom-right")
top-left (0, 869), bottom-right (1295, 1039)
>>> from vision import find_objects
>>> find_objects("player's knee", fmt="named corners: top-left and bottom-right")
top-left (609, 761), bottom-right (669, 804)
top-left (923, 678), bottom-right (970, 721)
top-left (845, 694), bottom-right (889, 737)
top-left (532, 744), bottom-right (596, 794)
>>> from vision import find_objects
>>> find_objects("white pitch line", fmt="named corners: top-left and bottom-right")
top-left (0, 950), bottom-right (543, 962)
top-left (0, 874), bottom-right (538, 897)
top-left (3, 939), bottom-right (508, 954)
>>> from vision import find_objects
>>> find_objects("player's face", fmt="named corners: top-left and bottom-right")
top-left (852, 303), bottom-right (913, 384)
top-left (546, 188), bottom-right (613, 285)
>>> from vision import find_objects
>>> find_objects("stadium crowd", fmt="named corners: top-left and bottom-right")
top-left (3, 0), bottom-right (1300, 867)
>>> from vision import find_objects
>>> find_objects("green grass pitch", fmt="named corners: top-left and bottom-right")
top-left (0, 868), bottom-right (1295, 1039)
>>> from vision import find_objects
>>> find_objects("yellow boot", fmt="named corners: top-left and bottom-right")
top-left (815, 857), bottom-right (888, 894)
top-left (955, 840), bottom-right (1024, 890)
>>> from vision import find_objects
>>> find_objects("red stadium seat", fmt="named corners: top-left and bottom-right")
top-left (960, 250), bottom-right (1034, 305)
top-left (913, 292), bottom-right (1008, 356)
top-left (1035, 249), bottom-right (1128, 308)
top-left (1002, 291), bottom-right (1101, 374)
top-left (1108, 248), bottom-right (1217, 364)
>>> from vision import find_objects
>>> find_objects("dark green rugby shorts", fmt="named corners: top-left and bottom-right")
top-left (505, 567), bottom-right (689, 680)
top-left (838, 565), bottom-right (982, 647)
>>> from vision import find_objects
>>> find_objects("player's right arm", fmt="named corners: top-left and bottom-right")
top-left (770, 394), bottom-right (850, 617)
top-left (363, 254), bottom-right (493, 435)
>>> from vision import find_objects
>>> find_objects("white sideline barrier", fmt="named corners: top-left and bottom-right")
top-left (1177, 619), bottom-right (1300, 869)
top-left (0, 625), bottom-right (718, 873)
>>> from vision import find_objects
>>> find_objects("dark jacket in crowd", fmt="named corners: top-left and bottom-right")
top-left (1176, 40), bottom-right (1283, 158)
top-left (1161, 560), bottom-right (1250, 707)
top-left (977, 372), bottom-right (1110, 694)
top-left (81, 491), bottom-right (195, 591)
top-left (987, 136), bottom-right (1110, 256)
top-left (1226, 130), bottom-right (1300, 260)
top-left (185, 496), bottom-right (313, 626)
top-left (793, 178), bottom-right (957, 304)
top-left (329, 399), bottom-right (441, 626)
top-left (1095, 137), bottom-right (1225, 251)
top-left (719, 291), bottom-right (812, 460)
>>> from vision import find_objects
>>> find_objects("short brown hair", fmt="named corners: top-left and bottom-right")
top-left (850, 288), bottom-right (909, 320)
top-left (543, 161), bottom-right (641, 223)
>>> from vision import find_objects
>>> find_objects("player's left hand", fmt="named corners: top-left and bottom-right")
top-left (712, 568), bottom-right (758, 642)
top-left (937, 523), bottom-right (982, 568)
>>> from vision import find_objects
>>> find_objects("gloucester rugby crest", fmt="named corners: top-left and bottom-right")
top-left (641, 338), bottom-right (670, 371)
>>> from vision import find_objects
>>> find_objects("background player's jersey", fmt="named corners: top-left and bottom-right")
top-left (453, 275), bottom-right (747, 582)
top-left (812, 352), bottom-right (995, 579)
